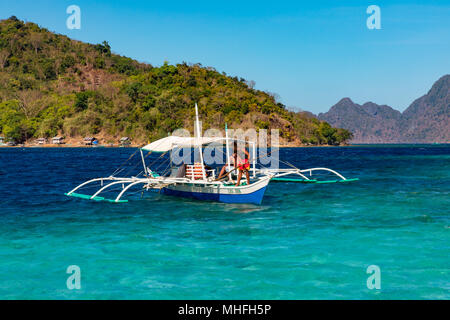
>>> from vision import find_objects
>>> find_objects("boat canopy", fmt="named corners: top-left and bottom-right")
top-left (142, 136), bottom-right (255, 153)
top-left (142, 136), bottom-right (224, 152)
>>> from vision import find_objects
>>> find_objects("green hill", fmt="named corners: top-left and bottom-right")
top-left (0, 16), bottom-right (352, 145)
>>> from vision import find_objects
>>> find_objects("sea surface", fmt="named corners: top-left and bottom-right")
top-left (0, 145), bottom-right (448, 299)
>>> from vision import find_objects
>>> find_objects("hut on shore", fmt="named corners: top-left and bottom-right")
top-left (36, 138), bottom-right (47, 145)
top-left (52, 136), bottom-right (65, 144)
top-left (83, 137), bottom-right (98, 145)
top-left (119, 137), bottom-right (131, 147)
top-left (0, 137), bottom-right (4, 145)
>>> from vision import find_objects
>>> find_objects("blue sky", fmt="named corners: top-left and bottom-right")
top-left (1, 0), bottom-right (449, 113)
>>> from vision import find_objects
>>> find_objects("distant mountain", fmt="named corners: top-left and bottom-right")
top-left (318, 98), bottom-right (402, 143)
top-left (401, 75), bottom-right (450, 143)
top-left (319, 75), bottom-right (450, 143)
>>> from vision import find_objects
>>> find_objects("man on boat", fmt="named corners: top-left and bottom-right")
top-left (235, 150), bottom-right (251, 186)
top-left (217, 142), bottom-right (251, 186)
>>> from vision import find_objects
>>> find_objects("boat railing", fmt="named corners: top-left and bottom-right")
top-left (258, 167), bottom-right (347, 181)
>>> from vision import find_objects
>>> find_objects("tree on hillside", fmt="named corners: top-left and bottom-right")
top-left (16, 89), bottom-right (43, 118)
top-left (0, 100), bottom-right (33, 142)
top-left (0, 49), bottom-right (9, 69)
top-left (29, 32), bottom-right (42, 54)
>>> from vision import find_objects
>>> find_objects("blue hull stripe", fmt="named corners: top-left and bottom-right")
top-left (161, 186), bottom-right (267, 204)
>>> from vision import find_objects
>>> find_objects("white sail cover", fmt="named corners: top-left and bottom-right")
top-left (141, 136), bottom-right (224, 152)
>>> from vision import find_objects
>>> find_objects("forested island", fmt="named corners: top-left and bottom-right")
top-left (0, 16), bottom-right (352, 146)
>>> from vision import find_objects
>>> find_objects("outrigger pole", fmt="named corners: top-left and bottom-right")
top-left (140, 148), bottom-right (147, 176)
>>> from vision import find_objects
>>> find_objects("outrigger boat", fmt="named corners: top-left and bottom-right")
top-left (65, 104), bottom-right (358, 205)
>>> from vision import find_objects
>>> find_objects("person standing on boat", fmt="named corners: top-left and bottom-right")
top-left (235, 143), bottom-right (251, 186)
top-left (217, 142), bottom-right (251, 186)
top-left (218, 145), bottom-right (237, 180)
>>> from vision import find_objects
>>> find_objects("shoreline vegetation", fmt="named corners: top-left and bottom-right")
top-left (0, 17), bottom-right (353, 147)
top-left (0, 144), bottom-right (351, 148)
top-left (2, 143), bottom-right (447, 149)
top-left (0, 133), bottom-right (353, 148)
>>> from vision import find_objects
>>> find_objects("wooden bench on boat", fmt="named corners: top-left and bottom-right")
top-left (185, 163), bottom-right (215, 180)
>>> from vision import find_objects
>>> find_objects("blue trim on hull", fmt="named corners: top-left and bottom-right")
top-left (161, 186), bottom-right (267, 205)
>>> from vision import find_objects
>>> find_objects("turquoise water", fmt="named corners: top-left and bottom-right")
top-left (0, 145), bottom-right (448, 299)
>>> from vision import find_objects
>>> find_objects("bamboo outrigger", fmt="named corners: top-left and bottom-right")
top-left (65, 104), bottom-right (358, 204)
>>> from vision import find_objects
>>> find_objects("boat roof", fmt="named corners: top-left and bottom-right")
top-left (141, 136), bottom-right (254, 152)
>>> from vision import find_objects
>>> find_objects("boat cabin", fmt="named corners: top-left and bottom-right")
top-left (142, 135), bottom-right (256, 182)
top-left (52, 136), bottom-right (65, 144)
